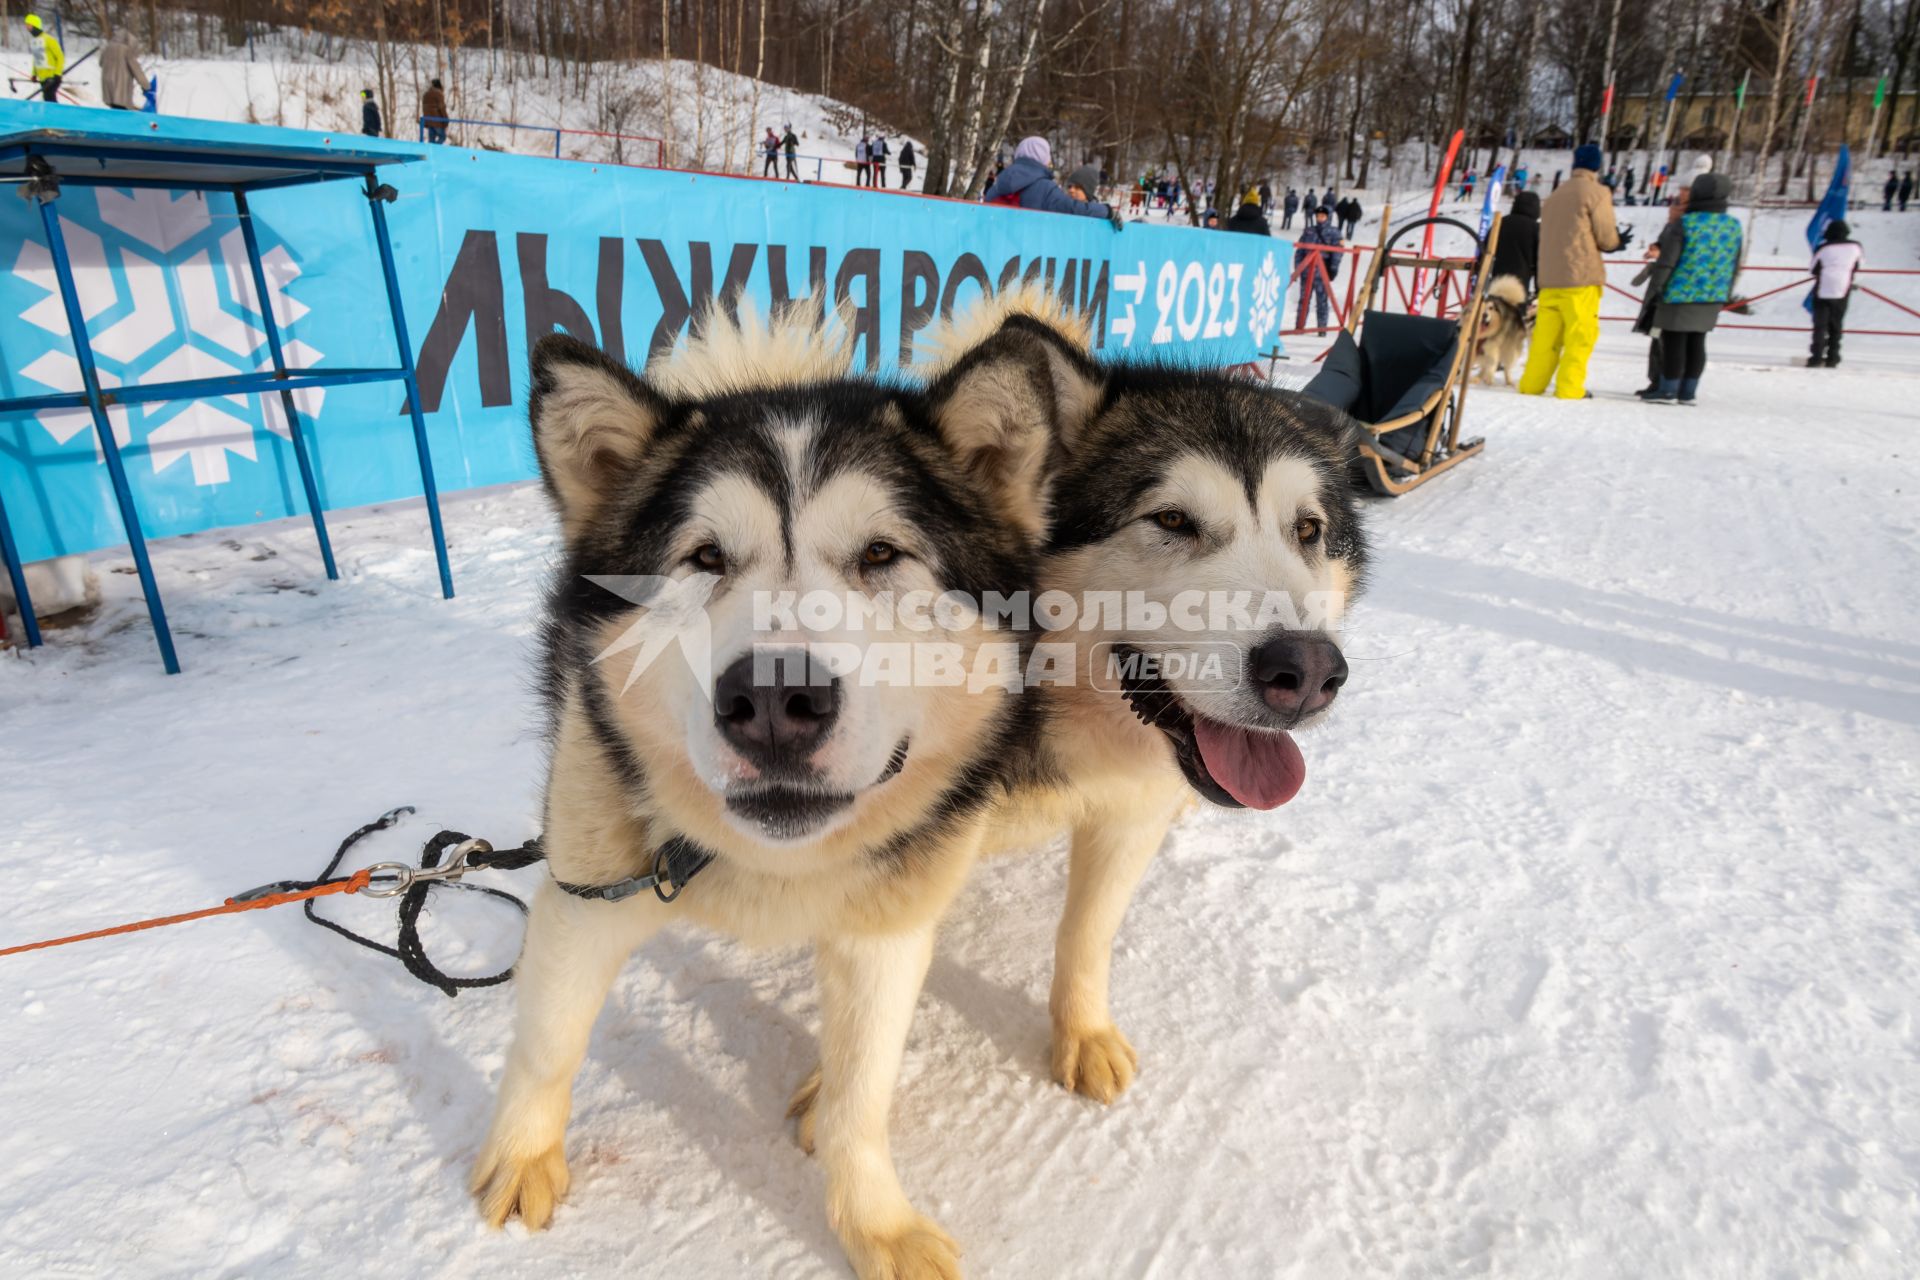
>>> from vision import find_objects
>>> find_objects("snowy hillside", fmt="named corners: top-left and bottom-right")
top-left (4, 29), bottom-right (925, 187)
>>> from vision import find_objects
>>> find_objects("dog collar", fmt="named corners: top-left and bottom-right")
top-left (554, 835), bottom-right (716, 904)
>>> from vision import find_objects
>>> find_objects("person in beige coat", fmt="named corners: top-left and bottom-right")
top-left (1519, 143), bottom-right (1633, 399)
top-left (99, 41), bottom-right (150, 111)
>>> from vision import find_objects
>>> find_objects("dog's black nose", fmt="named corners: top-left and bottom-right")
top-left (1249, 634), bottom-right (1347, 719)
top-left (714, 648), bottom-right (841, 766)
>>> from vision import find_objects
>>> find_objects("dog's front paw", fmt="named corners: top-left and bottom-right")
top-left (841, 1213), bottom-right (963, 1280)
top-left (786, 1065), bottom-right (822, 1155)
top-left (1051, 1023), bottom-right (1139, 1103)
top-left (471, 1138), bottom-right (571, 1230)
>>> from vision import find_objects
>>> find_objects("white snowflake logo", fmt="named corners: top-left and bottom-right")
top-left (10, 188), bottom-right (325, 487)
top-left (1248, 252), bottom-right (1282, 349)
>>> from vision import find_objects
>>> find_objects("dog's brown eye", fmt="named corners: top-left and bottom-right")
top-left (1296, 517), bottom-right (1323, 546)
top-left (1153, 509), bottom-right (1190, 532)
top-left (862, 540), bottom-right (898, 566)
top-left (692, 543), bottom-right (726, 572)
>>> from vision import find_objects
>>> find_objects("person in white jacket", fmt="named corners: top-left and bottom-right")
top-left (1809, 220), bottom-right (1864, 368)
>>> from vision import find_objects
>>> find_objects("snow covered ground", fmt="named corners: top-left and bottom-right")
top-left (3, 33), bottom-right (1919, 1271)
top-left (3, 259), bottom-right (1918, 1277)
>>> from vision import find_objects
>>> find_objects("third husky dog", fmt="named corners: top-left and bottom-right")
top-left (1474, 273), bottom-right (1531, 386)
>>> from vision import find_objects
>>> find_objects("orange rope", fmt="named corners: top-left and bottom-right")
top-left (0, 869), bottom-right (375, 959)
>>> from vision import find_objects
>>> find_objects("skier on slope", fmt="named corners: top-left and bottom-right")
top-left (25, 13), bottom-right (64, 103)
top-left (782, 124), bottom-right (799, 180)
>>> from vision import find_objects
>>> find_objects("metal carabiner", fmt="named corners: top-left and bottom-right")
top-left (359, 838), bottom-right (489, 898)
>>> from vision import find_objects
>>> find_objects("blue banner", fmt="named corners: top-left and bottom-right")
top-left (1, 105), bottom-right (1291, 563)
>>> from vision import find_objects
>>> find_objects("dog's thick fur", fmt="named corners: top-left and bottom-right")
top-left (473, 309), bottom-right (1087, 1278)
top-left (1473, 273), bottom-right (1531, 386)
top-left (937, 302), bottom-right (1372, 1105)
top-left (475, 297), bottom-right (1371, 1279)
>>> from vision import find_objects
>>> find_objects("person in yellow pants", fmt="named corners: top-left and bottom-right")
top-left (1519, 142), bottom-right (1626, 400)
top-left (1519, 284), bottom-right (1602, 399)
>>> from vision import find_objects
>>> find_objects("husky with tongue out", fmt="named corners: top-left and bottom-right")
top-left (958, 298), bottom-right (1370, 1106)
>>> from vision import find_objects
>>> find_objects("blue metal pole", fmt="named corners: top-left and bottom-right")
top-left (38, 194), bottom-right (181, 673)
top-left (365, 178), bottom-right (454, 600)
top-left (234, 190), bottom-right (337, 581)
top-left (0, 483), bottom-right (43, 648)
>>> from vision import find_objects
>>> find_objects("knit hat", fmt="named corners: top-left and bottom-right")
top-left (1573, 143), bottom-right (1603, 173)
top-left (1243, 187), bottom-right (1261, 206)
top-left (1065, 164), bottom-right (1101, 196)
top-left (1013, 136), bottom-right (1052, 167)
top-left (1688, 171), bottom-right (1732, 214)
top-left (1823, 219), bottom-right (1851, 243)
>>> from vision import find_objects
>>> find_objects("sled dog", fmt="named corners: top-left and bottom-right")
top-left (472, 307), bottom-right (1076, 1279)
top-left (928, 297), bottom-right (1372, 1106)
top-left (1473, 273), bottom-right (1532, 386)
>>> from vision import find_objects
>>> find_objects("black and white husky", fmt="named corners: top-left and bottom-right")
top-left (473, 308), bottom-right (1064, 1278)
top-left (957, 298), bottom-right (1372, 1107)
top-left (474, 295), bottom-right (1371, 1279)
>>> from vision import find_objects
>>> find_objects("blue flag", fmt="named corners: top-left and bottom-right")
top-left (1805, 145), bottom-right (1850, 312)
top-left (1477, 164), bottom-right (1507, 242)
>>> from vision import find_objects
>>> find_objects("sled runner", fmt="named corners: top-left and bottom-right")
top-left (1303, 211), bottom-right (1501, 496)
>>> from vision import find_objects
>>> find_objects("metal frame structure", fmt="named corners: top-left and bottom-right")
top-left (0, 118), bottom-right (453, 673)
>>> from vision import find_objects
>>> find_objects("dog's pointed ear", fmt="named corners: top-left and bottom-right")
top-left (925, 314), bottom-right (1103, 540)
top-left (529, 334), bottom-right (667, 538)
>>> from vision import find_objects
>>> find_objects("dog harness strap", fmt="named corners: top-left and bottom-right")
top-left (554, 835), bottom-right (716, 904)
top-left (290, 811), bottom-right (715, 997)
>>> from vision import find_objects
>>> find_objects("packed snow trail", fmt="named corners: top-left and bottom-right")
top-left (2, 324), bottom-right (1918, 1278)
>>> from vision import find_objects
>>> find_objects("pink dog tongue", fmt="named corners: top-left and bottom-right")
top-left (1192, 718), bottom-right (1306, 810)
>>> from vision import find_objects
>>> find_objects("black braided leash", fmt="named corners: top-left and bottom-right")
top-left (299, 807), bottom-right (713, 997)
